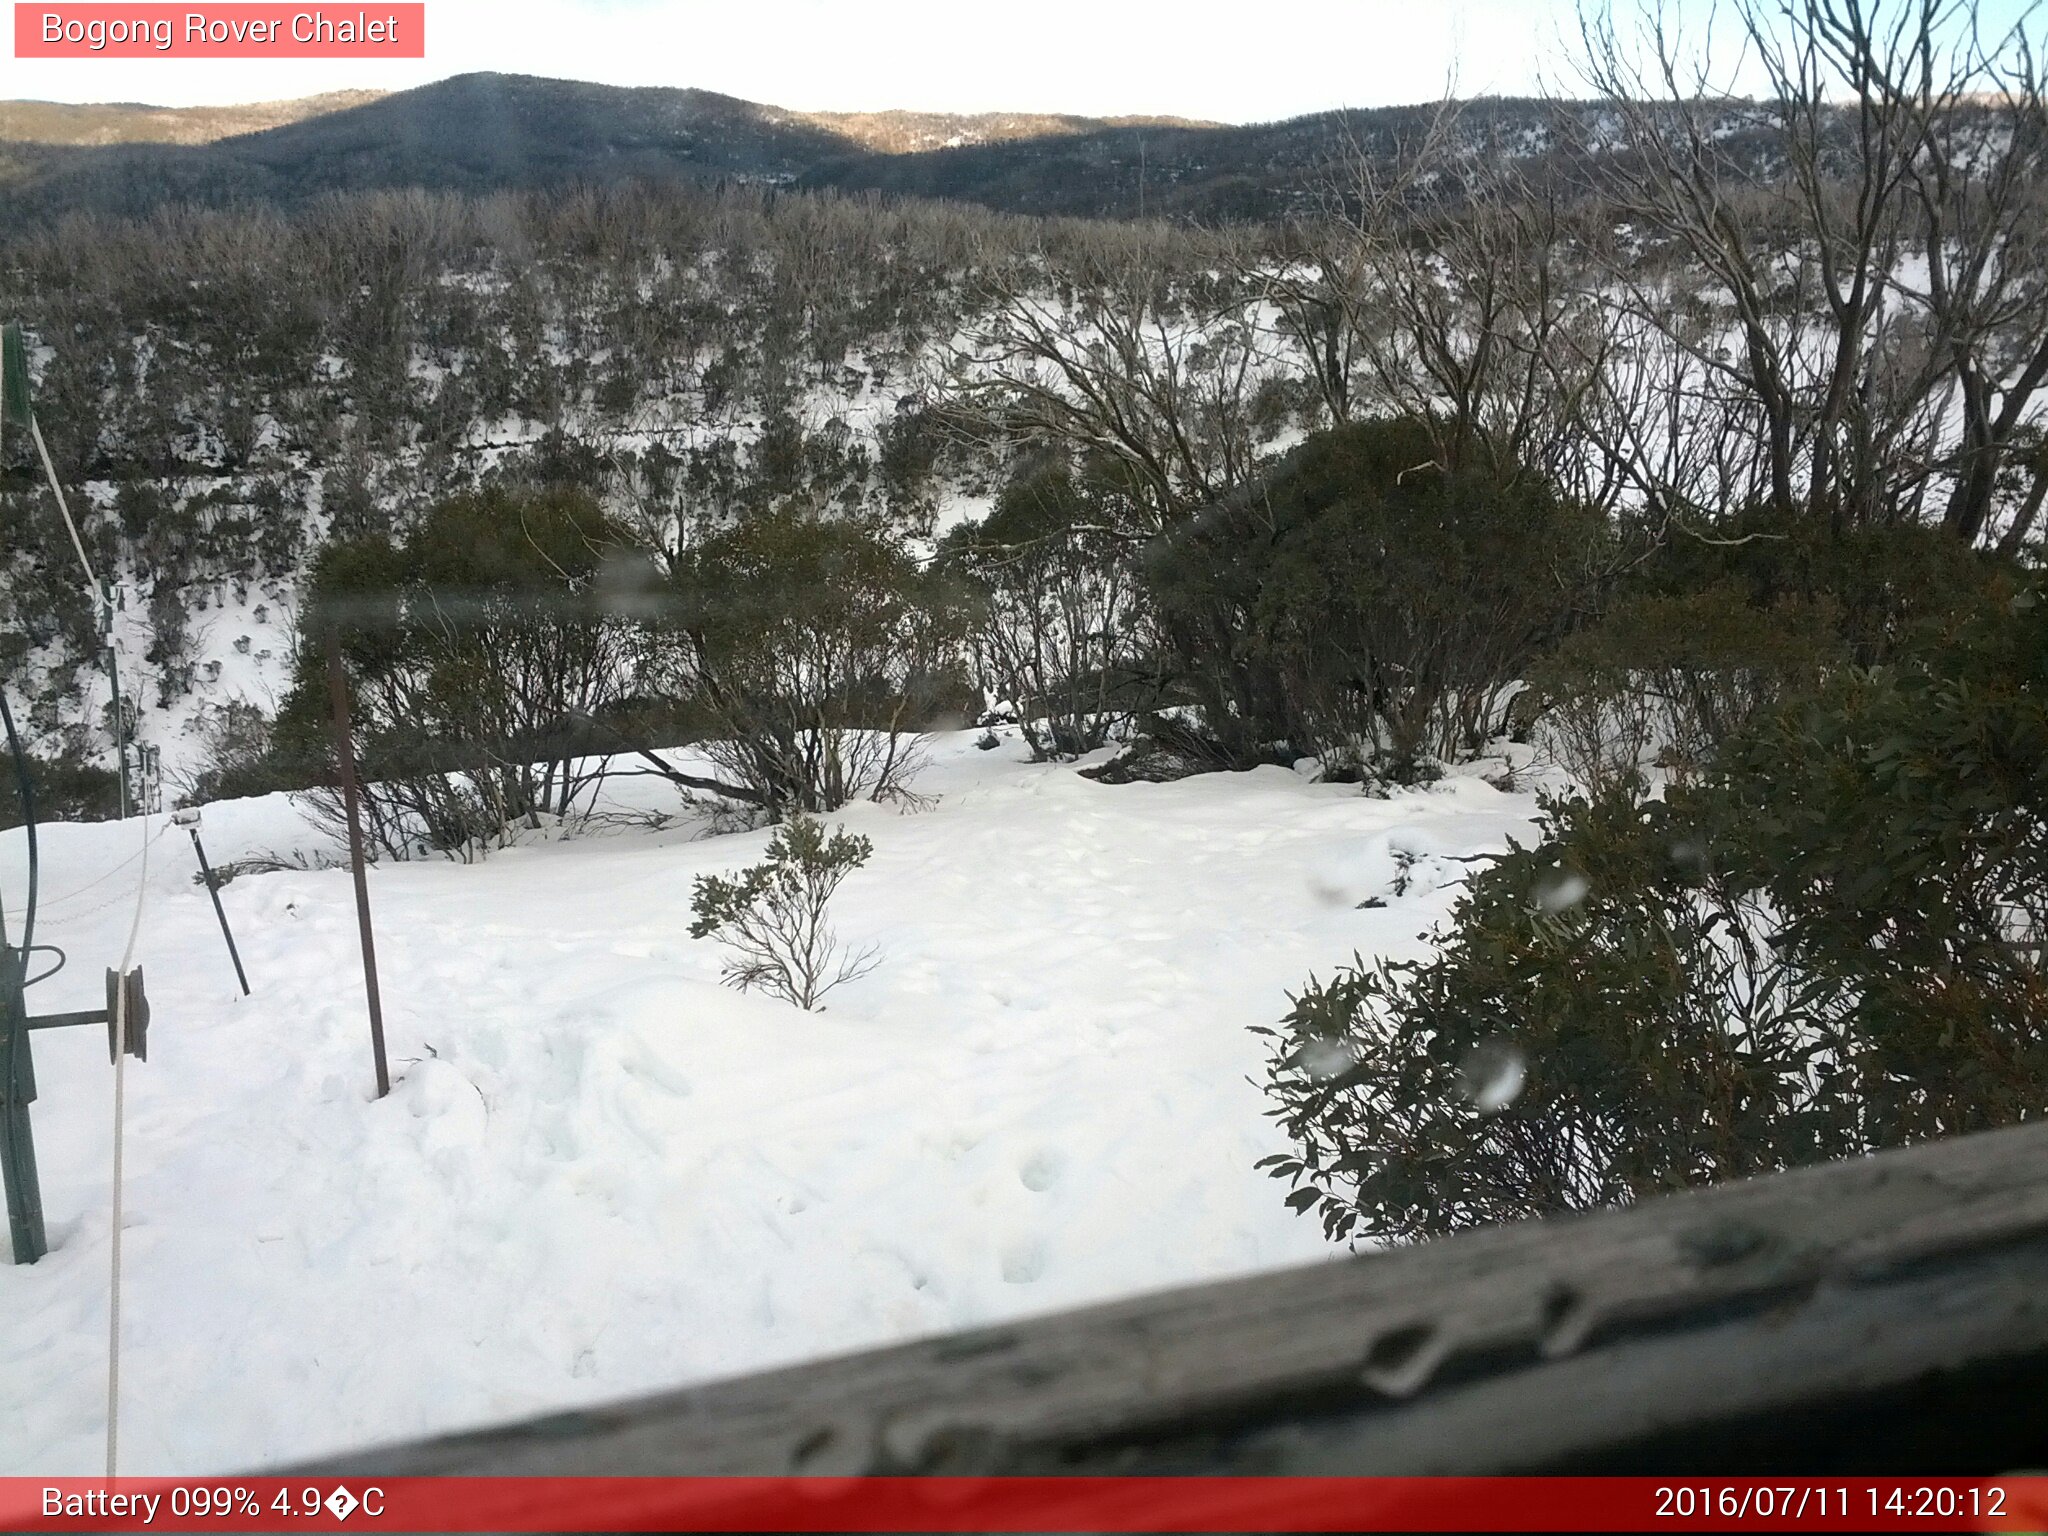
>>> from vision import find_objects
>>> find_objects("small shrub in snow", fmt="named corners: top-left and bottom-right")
top-left (180, 698), bottom-right (278, 805)
top-left (689, 818), bottom-right (878, 1011)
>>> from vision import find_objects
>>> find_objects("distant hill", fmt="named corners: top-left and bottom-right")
top-left (0, 75), bottom-right (864, 218)
top-left (801, 97), bottom-right (1630, 222)
top-left (0, 85), bottom-right (1209, 158)
top-left (0, 90), bottom-right (388, 145)
top-left (781, 107), bottom-right (1215, 155)
top-left (801, 110), bottom-right (1389, 222)
top-left (0, 73), bottom-right (1682, 225)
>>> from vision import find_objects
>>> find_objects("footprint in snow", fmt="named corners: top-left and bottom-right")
top-left (1000, 1240), bottom-right (1047, 1285)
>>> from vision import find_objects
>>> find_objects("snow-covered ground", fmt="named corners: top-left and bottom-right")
top-left (0, 732), bottom-right (1540, 1474)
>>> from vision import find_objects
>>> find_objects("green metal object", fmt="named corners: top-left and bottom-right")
top-left (0, 321), bottom-right (31, 432)
top-left (1, 682), bottom-right (43, 1266)
top-left (1, 945), bottom-right (47, 1266)
top-left (0, 967), bottom-right (147, 1264)
top-left (0, 329), bottom-right (151, 1263)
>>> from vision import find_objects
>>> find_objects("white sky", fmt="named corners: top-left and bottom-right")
top-left (8, 0), bottom-right (2036, 119)
top-left (3, 0), bottom-right (1619, 119)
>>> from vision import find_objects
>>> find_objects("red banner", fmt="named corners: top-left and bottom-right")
top-left (14, 5), bottom-right (424, 58)
top-left (2, 1477), bottom-right (2045, 1532)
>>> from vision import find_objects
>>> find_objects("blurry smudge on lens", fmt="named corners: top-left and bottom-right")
top-left (1459, 1038), bottom-right (1527, 1113)
top-left (1297, 1039), bottom-right (1356, 1081)
top-left (1536, 869), bottom-right (1589, 912)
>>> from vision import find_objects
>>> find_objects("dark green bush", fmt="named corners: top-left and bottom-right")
top-left (1625, 507), bottom-right (2005, 666)
top-left (1521, 506), bottom-right (2018, 796)
top-left (0, 744), bottom-right (120, 828)
top-left (1147, 417), bottom-right (1599, 781)
top-left (1528, 584), bottom-right (1839, 794)
top-left (1256, 790), bottom-right (1857, 1243)
top-left (1261, 581), bottom-right (2048, 1243)
top-left (1714, 584), bottom-right (2048, 1142)
top-left (274, 484), bottom-right (640, 859)
top-left (666, 507), bottom-right (971, 815)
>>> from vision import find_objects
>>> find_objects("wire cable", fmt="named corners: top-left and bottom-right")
top-left (28, 413), bottom-right (98, 597)
top-left (15, 392), bottom-right (146, 1472)
top-left (0, 822), bottom-right (171, 928)
top-left (104, 809), bottom-right (150, 1478)
top-left (30, 408), bottom-right (129, 821)
top-left (22, 945), bottom-right (63, 989)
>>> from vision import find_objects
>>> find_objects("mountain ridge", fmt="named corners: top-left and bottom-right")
top-left (0, 71), bottom-right (1462, 222)
top-left (3, 82), bottom-right (1218, 155)
top-left (0, 89), bottom-right (390, 145)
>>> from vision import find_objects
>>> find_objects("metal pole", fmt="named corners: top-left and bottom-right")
top-left (1, 936), bottom-right (47, 1264)
top-left (105, 636), bottom-right (128, 821)
top-left (186, 826), bottom-right (250, 996)
top-left (1, 690), bottom-right (47, 1263)
top-left (325, 627), bottom-right (390, 1099)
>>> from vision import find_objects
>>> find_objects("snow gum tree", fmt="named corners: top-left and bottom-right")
top-left (661, 507), bottom-right (973, 817)
top-left (1145, 417), bottom-right (1601, 779)
top-left (276, 485), bottom-right (640, 860)
top-left (937, 457), bottom-right (1151, 760)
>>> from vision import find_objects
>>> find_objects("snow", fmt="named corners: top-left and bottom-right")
top-left (0, 730), bottom-right (1540, 1474)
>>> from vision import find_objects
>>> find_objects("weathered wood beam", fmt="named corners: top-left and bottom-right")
top-left (294, 1122), bottom-right (2048, 1476)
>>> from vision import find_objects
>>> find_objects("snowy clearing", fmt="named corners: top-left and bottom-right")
top-left (1, 733), bottom-right (1539, 1474)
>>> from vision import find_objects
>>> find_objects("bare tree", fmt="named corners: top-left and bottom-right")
top-left (1572, 0), bottom-right (2048, 545)
top-left (944, 237), bottom-right (1284, 528)
top-left (1245, 225), bottom-right (1370, 427)
top-left (1289, 100), bottom-right (1627, 507)
top-left (941, 459), bottom-right (1151, 759)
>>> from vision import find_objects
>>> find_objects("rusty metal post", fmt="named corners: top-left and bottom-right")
top-left (325, 626), bottom-right (390, 1099)
top-left (181, 817), bottom-right (249, 997)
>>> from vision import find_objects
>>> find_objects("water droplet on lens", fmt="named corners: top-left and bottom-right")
top-left (1297, 1039), bottom-right (1356, 1081)
top-left (1536, 869), bottom-right (1589, 912)
top-left (1458, 1038), bottom-right (1526, 1113)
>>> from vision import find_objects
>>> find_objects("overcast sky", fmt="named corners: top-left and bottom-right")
top-left (4, 0), bottom-right (2042, 118)
top-left (5, 0), bottom-right (1660, 116)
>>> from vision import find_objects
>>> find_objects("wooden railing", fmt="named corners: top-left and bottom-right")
top-left (295, 1121), bottom-right (2048, 1476)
